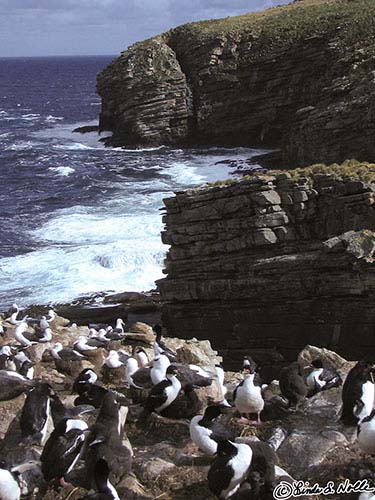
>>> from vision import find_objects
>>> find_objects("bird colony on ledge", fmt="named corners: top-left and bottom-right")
top-left (0, 303), bottom-right (374, 500)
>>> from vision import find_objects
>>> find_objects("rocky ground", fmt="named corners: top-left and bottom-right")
top-left (0, 313), bottom-right (373, 500)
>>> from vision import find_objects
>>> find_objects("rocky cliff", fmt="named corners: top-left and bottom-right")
top-left (157, 162), bottom-right (375, 367)
top-left (97, 0), bottom-right (375, 167)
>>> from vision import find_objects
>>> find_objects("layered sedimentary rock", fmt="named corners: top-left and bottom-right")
top-left (157, 164), bottom-right (375, 366)
top-left (97, 0), bottom-right (375, 166)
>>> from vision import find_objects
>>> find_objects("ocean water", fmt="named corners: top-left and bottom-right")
top-left (0, 56), bottom-right (265, 309)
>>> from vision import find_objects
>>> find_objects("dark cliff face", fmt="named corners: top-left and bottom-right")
top-left (97, 0), bottom-right (375, 166)
top-left (157, 162), bottom-right (375, 367)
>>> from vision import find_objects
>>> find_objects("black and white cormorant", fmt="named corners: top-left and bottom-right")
top-left (190, 405), bottom-right (233, 455)
top-left (144, 365), bottom-right (182, 414)
top-left (207, 440), bottom-right (252, 499)
top-left (305, 359), bottom-right (342, 396)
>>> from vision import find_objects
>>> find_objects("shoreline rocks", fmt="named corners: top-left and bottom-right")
top-left (8, 290), bottom-right (162, 327)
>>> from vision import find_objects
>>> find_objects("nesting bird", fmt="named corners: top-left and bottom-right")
top-left (305, 358), bottom-right (342, 396)
top-left (125, 356), bottom-right (151, 389)
top-left (0, 370), bottom-right (34, 401)
top-left (150, 354), bottom-right (171, 385)
top-left (51, 342), bottom-right (85, 361)
top-left (14, 321), bottom-right (37, 347)
top-left (190, 405), bottom-right (233, 455)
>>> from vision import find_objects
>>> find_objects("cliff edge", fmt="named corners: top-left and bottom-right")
top-left (97, 0), bottom-right (375, 167)
top-left (157, 161), bottom-right (375, 367)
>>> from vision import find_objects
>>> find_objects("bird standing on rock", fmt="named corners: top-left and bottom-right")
top-left (341, 360), bottom-right (375, 425)
top-left (279, 362), bottom-right (307, 408)
top-left (5, 304), bottom-right (23, 325)
top-left (233, 364), bottom-right (264, 424)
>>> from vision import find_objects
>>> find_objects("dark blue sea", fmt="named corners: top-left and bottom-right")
top-left (0, 56), bottom-right (265, 309)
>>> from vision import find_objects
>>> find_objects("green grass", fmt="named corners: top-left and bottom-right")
top-left (271, 159), bottom-right (375, 183)
top-left (202, 160), bottom-right (375, 191)
top-left (167, 0), bottom-right (375, 60)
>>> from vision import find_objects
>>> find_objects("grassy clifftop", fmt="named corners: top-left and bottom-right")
top-left (167, 0), bottom-right (375, 53)
top-left (98, 0), bottom-right (375, 164)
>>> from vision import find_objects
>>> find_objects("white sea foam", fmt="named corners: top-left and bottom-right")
top-left (34, 119), bottom-right (107, 151)
top-left (0, 210), bottom-right (165, 305)
top-left (46, 115), bottom-right (64, 122)
top-left (21, 113), bottom-right (41, 121)
top-left (49, 166), bottom-right (75, 176)
top-left (120, 145), bottom-right (166, 152)
top-left (53, 142), bottom-right (97, 151)
top-left (5, 141), bottom-right (41, 151)
top-left (32, 209), bottom-right (162, 245)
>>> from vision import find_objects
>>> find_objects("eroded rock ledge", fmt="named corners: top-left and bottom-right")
top-left (97, 0), bottom-right (375, 166)
top-left (157, 163), bottom-right (375, 367)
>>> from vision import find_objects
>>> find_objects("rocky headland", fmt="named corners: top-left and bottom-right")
top-left (97, 0), bottom-right (375, 167)
top-left (157, 161), bottom-right (375, 371)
